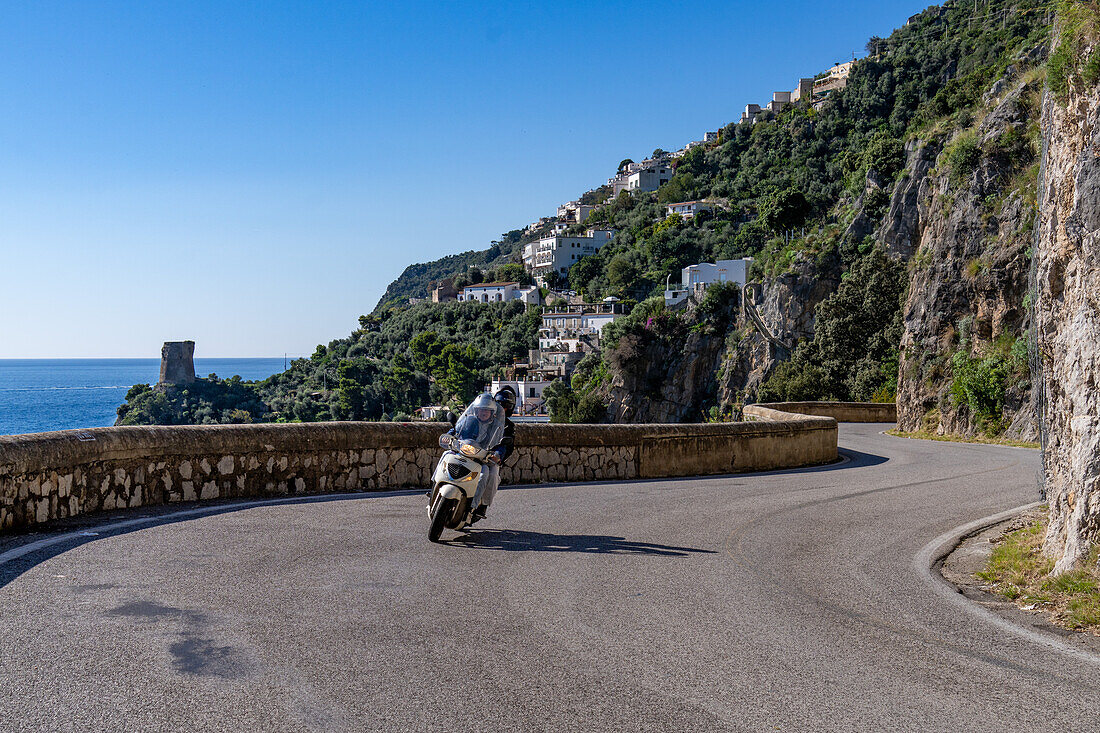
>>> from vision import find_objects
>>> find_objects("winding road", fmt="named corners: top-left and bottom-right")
top-left (1, 424), bottom-right (1097, 732)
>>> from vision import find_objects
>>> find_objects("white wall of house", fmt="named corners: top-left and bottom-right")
top-left (663, 288), bottom-right (690, 307)
top-left (664, 259), bottom-right (751, 306)
top-left (527, 229), bottom-right (615, 279)
top-left (581, 313), bottom-right (619, 333)
top-left (666, 201), bottom-right (716, 219)
top-left (627, 166), bottom-right (672, 192)
top-left (459, 282), bottom-right (518, 303)
top-left (490, 378), bottom-right (553, 413)
top-left (681, 258), bottom-right (752, 289)
top-left (609, 158), bottom-right (674, 195)
top-left (513, 286), bottom-right (541, 306)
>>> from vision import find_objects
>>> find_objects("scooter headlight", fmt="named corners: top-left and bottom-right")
top-left (460, 443), bottom-right (480, 458)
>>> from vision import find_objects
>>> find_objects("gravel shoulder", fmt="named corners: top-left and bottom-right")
top-left (940, 506), bottom-right (1100, 654)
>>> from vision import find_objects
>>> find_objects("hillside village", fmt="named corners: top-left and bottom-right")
top-left (115, 0), bottom-right (1056, 437)
top-left (405, 57), bottom-right (856, 417)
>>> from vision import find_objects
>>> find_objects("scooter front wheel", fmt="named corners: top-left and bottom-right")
top-left (428, 497), bottom-right (456, 543)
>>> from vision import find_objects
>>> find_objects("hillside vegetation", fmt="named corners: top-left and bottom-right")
top-left (118, 300), bottom-right (540, 425)
top-left (117, 0), bottom-right (1053, 430)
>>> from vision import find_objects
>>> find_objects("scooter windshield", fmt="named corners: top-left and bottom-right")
top-left (453, 395), bottom-right (506, 451)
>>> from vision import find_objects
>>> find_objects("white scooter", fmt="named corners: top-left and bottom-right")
top-left (427, 394), bottom-right (505, 543)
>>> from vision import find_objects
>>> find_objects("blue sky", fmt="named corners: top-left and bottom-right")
top-left (0, 0), bottom-right (928, 358)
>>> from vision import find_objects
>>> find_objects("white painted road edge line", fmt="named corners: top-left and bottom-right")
top-left (913, 502), bottom-right (1100, 666)
top-left (0, 492), bottom-right (376, 567)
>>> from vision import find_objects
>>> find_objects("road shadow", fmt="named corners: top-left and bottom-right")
top-left (834, 447), bottom-right (889, 469)
top-left (447, 528), bottom-right (717, 557)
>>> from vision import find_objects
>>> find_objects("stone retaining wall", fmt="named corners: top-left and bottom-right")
top-left (746, 401), bottom-right (897, 423)
top-left (0, 405), bottom-right (844, 533)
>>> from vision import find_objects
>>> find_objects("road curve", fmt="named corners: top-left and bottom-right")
top-left (1, 424), bottom-right (1096, 732)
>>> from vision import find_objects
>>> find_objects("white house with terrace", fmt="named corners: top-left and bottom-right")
top-left (608, 158), bottom-right (673, 196)
top-left (665, 258), bottom-right (753, 306)
top-left (539, 301), bottom-right (629, 349)
top-left (523, 228), bottom-right (616, 281)
top-left (665, 200), bottom-right (719, 219)
top-left (458, 282), bottom-right (541, 305)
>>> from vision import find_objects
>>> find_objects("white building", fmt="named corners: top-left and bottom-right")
top-left (703, 131), bottom-right (719, 143)
top-left (813, 61), bottom-right (853, 103)
top-left (741, 77), bottom-right (814, 124)
top-left (665, 258), bottom-right (753, 306)
top-left (539, 301), bottom-right (629, 348)
top-left (458, 282), bottom-right (541, 306)
top-left (459, 282), bottom-right (518, 303)
top-left (740, 103), bottom-right (763, 124)
top-left (490, 378), bottom-right (553, 415)
top-left (514, 286), bottom-right (541, 306)
top-left (557, 200), bottom-right (596, 224)
top-left (666, 200), bottom-right (717, 219)
top-left (790, 77), bottom-right (814, 103)
top-left (523, 228), bottom-right (616, 280)
top-left (415, 405), bottom-right (448, 421)
top-left (768, 90), bottom-right (792, 113)
top-left (608, 159), bottom-right (674, 196)
top-left (625, 164), bottom-right (672, 194)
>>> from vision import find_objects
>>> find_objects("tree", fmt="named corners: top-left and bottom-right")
top-left (863, 134), bottom-right (905, 178)
top-left (760, 188), bottom-right (812, 233)
top-left (607, 254), bottom-right (639, 291)
top-left (496, 263), bottom-right (533, 286)
top-left (544, 270), bottom-right (565, 289)
top-left (618, 158), bottom-right (634, 173)
top-left (409, 331), bottom-right (444, 374)
top-left (567, 255), bottom-right (602, 293)
top-left (657, 173), bottom-right (696, 204)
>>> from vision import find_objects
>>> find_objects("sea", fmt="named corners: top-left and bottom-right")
top-left (0, 359), bottom-right (288, 437)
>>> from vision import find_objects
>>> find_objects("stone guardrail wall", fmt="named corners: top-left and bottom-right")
top-left (746, 401), bottom-right (897, 423)
top-left (0, 403), bottom-right (863, 533)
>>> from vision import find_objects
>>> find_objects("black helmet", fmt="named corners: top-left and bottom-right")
top-left (493, 387), bottom-right (516, 416)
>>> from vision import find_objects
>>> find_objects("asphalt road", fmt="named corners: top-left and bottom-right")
top-left (1, 424), bottom-right (1096, 732)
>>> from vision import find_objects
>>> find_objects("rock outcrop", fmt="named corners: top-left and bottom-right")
top-left (719, 256), bottom-right (840, 402)
top-left (1035, 23), bottom-right (1100, 572)
top-left (603, 297), bottom-right (739, 423)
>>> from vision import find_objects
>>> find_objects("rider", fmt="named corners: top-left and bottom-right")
top-left (471, 386), bottom-right (516, 522)
top-left (453, 392), bottom-right (500, 446)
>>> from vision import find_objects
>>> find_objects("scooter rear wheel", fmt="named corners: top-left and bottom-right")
top-left (428, 497), bottom-right (455, 543)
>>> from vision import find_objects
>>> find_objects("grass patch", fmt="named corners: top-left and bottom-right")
top-left (1048, 1), bottom-right (1100, 102)
top-left (887, 429), bottom-right (1039, 449)
top-left (978, 516), bottom-right (1100, 632)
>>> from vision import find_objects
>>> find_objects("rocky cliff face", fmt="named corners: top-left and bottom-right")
top-left (603, 297), bottom-right (740, 423)
top-left (894, 69), bottom-right (1043, 440)
top-left (1035, 25), bottom-right (1100, 573)
top-left (718, 257), bottom-right (840, 403)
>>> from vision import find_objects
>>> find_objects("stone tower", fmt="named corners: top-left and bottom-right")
top-left (159, 341), bottom-right (196, 385)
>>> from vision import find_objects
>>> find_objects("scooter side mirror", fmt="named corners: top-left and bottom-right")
top-left (446, 411), bottom-right (458, 427)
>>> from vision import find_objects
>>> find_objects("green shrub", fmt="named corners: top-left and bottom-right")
top-left (950, 349), bottom-right (1010, 421)
top-left (943, 132), bottom-right (982, 186)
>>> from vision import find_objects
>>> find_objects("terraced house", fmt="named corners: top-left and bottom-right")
top-left (523, 228), bottom-right (616, 282)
